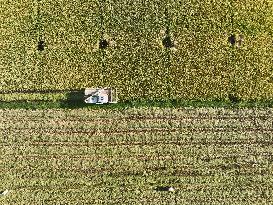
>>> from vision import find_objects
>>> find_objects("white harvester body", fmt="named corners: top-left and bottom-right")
top-left (84, 88), bottom-right (117, 104)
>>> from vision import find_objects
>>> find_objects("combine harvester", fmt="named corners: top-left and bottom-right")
top-left (84, 87), bottom-right (118, 104)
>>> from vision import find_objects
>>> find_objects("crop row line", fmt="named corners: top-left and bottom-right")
top-left (27, 198), bottom-right (272, 205)
top-left (2, 127), bottom-right (273, 134)
top-left (6, 154), bottom-right (176, 161)
top-left (2, 125), bottom-right (272, 135)
top-left (2, 139), bottom-right (273, 147)
top-left (2, 124), bottom-right (267, 131)
top-left (1, 166), bottom-right (267, 178)
top-left (4, 153), bottom-right (272, 162)
top-left (1, 115), bottom-right (272, 122)
top-left (4, 182), bottom-right (260, 193)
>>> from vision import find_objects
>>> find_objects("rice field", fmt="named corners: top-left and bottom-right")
top-left (1, 107), bottom-right (273, 204)
top-left (1, 0), bottom-right (273, 102)
top-left (1, 1), bottom-right (273, 204)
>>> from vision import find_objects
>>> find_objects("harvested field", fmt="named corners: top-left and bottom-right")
top-left (1, 107), bottom-right (273, 204)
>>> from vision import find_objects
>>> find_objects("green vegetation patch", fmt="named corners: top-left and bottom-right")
top-left (0, 0), bottom-right (273, 102)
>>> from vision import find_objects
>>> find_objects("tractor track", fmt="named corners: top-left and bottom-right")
top-left (0, 89), bottom-right (83, 94)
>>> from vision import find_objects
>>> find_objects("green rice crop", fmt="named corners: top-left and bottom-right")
top-left (1, 0), bottom-right (273, 102)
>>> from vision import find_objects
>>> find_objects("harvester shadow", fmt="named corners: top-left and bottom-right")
top-left (60, 90), bottom-right (87, 108)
